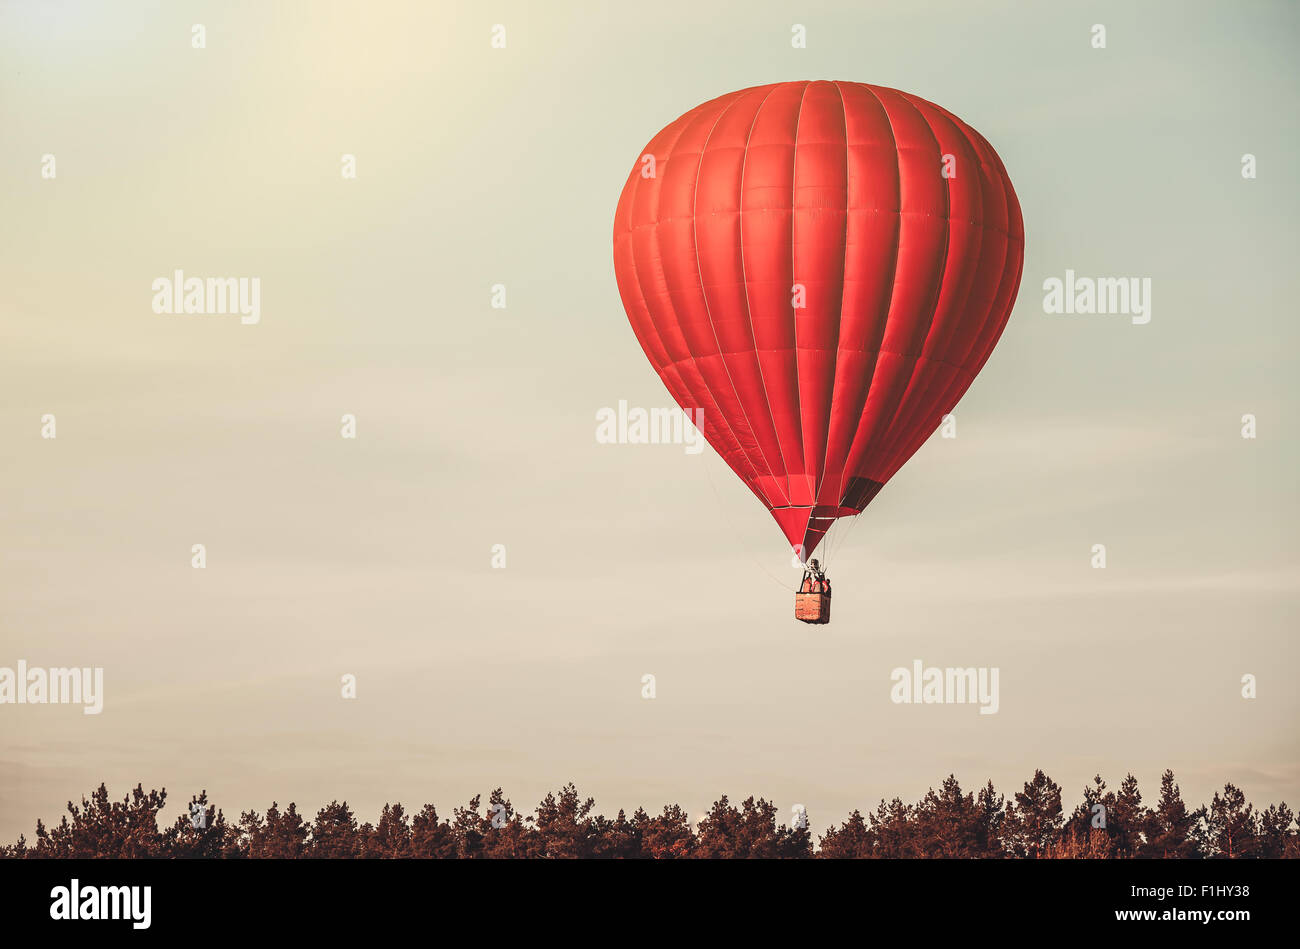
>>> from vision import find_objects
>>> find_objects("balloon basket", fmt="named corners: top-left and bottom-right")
top-left (794, 591), bottom-right (831, 625)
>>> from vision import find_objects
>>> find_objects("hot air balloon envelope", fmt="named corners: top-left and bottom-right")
top-left (613, 80), bottom-right (1024, 561)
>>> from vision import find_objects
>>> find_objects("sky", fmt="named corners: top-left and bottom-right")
top-left (1, 0), bottom-right (1297, 842)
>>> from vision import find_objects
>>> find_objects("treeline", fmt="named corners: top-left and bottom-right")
top-left (3, 769), bottom-right (1296, 858)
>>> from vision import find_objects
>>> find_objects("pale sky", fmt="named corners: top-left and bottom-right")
top-left (1, 0), bottom-right (1297, 842)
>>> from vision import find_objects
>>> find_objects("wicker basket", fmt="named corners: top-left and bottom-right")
top-left (794, 591), bottom-right (831, 624)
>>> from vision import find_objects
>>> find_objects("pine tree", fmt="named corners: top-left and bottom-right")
top-left (409, 804), bottom-right (457, 858)
top-left (817, 809), bottom-right (873, 858)
top-left (1144, 770), bottom-right (1199, 858)
top-left (482, 788), bottom-right (535, 858)
top-left (533, 783), bottom-right (597, 858)
top-left (635, 804), bottom-right (694, 859)
top-left (309, 801), bottom-right (360, 858)
top-left (1005, 770), bottom-right (1064, 858)
top-left (1257, 803), bottom-right (1295, 858)
top-left (162, 789), bottom-right (235, 858)
top-left (867, 797), bottom-right (915, 858)
top-left (361, 802), bottom-right (411, 858)
top-left (975, 780), bottom-right (1007, 857)
top-left (1108, 773), bottom-right (1147, 857)
top-left (451, 794), bottom-right (487, 859)
top-left (1206, 784), bottom-right (1258, 858)
top-left (914, 775), bottom-right (980, 857)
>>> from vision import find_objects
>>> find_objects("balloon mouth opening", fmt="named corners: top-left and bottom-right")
top-left (773, 494), bottom-right (873, 563)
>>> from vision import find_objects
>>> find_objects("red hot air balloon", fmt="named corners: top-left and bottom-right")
top-left (612, 81), bottom-right (1024, 617)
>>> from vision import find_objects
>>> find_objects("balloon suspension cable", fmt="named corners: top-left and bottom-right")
top-left (822, 502), bottom-right (867, 572)
top-left (699, 448), bottom-right (797, 591)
